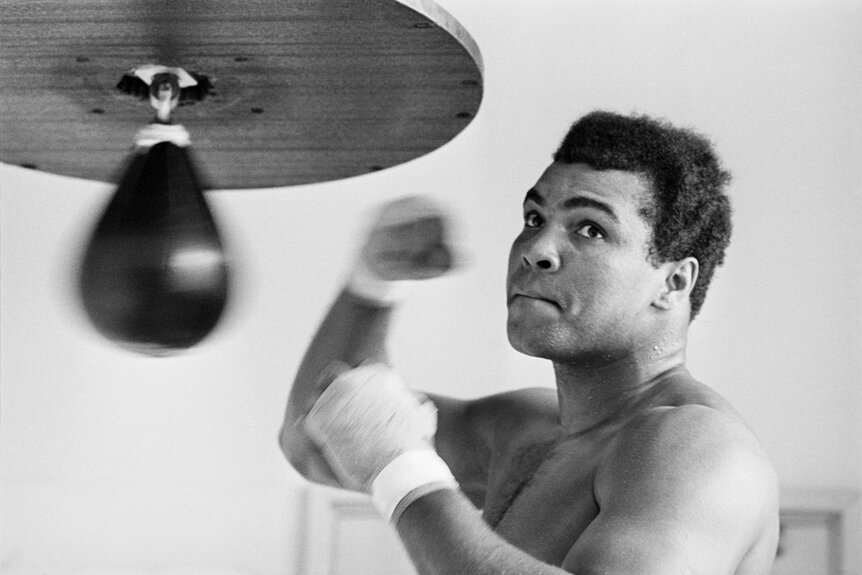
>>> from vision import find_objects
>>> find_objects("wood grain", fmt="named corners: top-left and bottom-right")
top-left (0, 0), bottom-right (483, 188)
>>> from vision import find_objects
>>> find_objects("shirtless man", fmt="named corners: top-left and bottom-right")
top-left (280, 111), bottom-right (780, 574)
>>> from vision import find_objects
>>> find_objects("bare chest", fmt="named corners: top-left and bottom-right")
top-left (481, 436), bottom-right (607, 565)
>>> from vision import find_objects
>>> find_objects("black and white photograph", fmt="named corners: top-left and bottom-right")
top-left (1, 1), bottom-right (859, 574)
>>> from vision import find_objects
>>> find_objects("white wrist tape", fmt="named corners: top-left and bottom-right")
top-left (345, 262), bottom-right (414, 305)
top-left (371, 449), bottom-right (458, 524)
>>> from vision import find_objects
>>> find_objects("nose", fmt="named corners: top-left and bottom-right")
top-left (520, 233), bottom-right (561, 272)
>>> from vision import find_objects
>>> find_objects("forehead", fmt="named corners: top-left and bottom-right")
top-left (530, 162), bottom-right (650, 216)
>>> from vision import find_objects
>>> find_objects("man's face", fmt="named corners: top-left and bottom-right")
top-left (506, 162), bottom-right (665, 364)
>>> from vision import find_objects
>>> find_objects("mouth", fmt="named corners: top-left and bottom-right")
top-left (508, 291), bottom-right (560, 309)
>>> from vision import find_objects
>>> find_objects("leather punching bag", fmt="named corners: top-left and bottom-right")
top-left (79, 137), bottom-right (230, 355)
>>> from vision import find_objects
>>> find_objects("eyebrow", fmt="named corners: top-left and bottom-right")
top-left (523, 188), bottom-right (619, 223)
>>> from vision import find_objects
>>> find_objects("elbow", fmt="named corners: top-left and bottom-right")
top-left (278, 425), bottom-right (300, 466)
top-left (278, 423), bottom-right (314, 479)
top-left (278, 426), bottom-right (290, 459)
top-left (279, 398), bottom-right (307, 463)
top-left (278, 425), bottom-right (340, 489)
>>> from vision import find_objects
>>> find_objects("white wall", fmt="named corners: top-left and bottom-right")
top-left (2, 1), bottom-right (860, 573)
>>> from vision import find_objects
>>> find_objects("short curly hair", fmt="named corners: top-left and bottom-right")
top-left (553, 111), bottom-right (732, 320)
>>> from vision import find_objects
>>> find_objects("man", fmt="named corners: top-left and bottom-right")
top-left (280, 111), bottom-right (780, 574)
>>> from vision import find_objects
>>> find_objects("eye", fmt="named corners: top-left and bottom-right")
top-left (524, 210), bottom-right (543, 228)
top-left (575, 223), bottom-right (605, 240)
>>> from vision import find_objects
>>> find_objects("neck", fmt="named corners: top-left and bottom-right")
top-left (553, 340), bottom-right (687, 435)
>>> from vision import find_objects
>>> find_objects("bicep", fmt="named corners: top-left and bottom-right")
top-left (426, 388), bottom-right (559, 510)
top-left (425, 393), bottom-right (493, 507)
top-left (564, 510), bottom-right (735, 574)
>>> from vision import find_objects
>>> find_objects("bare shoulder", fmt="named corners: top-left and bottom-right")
top-left (624, 373), bottom-right (771, 458)
top-left (604, 378), bottom-right (778, 506)
top-left (592, 380), bottom-right (780, 569)
top-left (609, 400), bottom-right (777, 494)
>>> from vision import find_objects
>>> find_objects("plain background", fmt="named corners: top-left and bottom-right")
top-left (1, 0), bottom-right (860, 573)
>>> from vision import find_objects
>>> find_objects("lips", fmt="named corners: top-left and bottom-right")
top-left (508, 289), bottom-right (560, 308)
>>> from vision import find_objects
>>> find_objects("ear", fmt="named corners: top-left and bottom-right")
top-left (652, 257), bottom-right (699, 311)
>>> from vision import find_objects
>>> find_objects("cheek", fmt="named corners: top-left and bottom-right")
top-left (506, 239), bottom-right (525, 285)
top-left (507, 236), bottom-right (523, 266)
top-left (563, 261), bottom-right (650, 325)
top-left (591, 261), bottom-right (658, 316)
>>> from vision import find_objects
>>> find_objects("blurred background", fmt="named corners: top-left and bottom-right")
top-left (1, 0), bottom-right (860, 573)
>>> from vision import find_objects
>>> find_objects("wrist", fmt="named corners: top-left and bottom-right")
top-left (371, 449), bottom-right (458, 524)
top-left (345, 260), bottom-right (414, 305)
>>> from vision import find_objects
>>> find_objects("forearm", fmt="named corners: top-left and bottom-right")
top-left (285, 289), bottom-right (394, 422)
top-left (279, 288), bottom-right (396, 479)
top-left (282, 195), bottom-right (451, 445)
top-left (397, 489), bottom-right (569, 575)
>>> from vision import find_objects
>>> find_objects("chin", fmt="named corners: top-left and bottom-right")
top-left (506, 321), bottom-right (533, 355)
top-left (507, 321), bottom-right (570, 361)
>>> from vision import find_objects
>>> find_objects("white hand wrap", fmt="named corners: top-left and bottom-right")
top-left (303, 363), bottom-right (457, 522)
top-left (371, 449), bottom-right (457, 523)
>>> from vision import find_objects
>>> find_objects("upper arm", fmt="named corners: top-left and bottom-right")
top-left (563, 406), bottom-right (778, 574)
top-left (424, 393), bottom-right (494, 507)
top-left (427, 388), bottom-right (559, 508)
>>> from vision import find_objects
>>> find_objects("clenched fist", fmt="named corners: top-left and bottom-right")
top-left (348, 196), bottom-right (457, 303)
